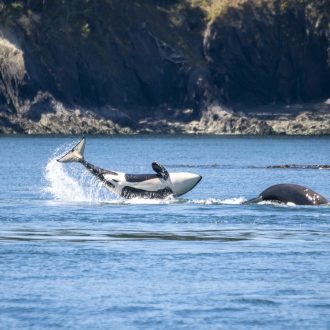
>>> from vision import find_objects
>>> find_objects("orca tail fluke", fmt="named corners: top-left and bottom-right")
top-left (57, 137), bottom-right (86, 163)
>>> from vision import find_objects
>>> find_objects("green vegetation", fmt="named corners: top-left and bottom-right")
top-left (7, 1), bottom-right (23, 10)
top-left (189, 0), bottom-right (314, 20)
top-left (189, 0), bottom-right (260, 21)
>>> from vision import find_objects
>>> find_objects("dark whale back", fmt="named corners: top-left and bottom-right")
top-left (260, 184), bottom-right (328, 205)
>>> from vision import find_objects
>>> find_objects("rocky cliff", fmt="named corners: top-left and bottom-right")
top-left (0, 0), bottom-right (329, 134)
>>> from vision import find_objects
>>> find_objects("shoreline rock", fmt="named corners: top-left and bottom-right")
top-left (1, 102), bottom-right (329, 135)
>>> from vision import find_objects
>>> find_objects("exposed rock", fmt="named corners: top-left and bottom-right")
top-left (21, 106), bottom-right (134, 135)
top-left (24, 92), bottom-right (56, 121)
top-left (0, 0), bottom-right (329, 134)
top-left (0, 99), bottom-right (134, 134)
top-left (0, 114), bottom-right (22, 133)
top-left (268, 111), bottom-right (330, 135)
top-left (0, 100), bottom-right (329, 135)
top-left (185, 105), bottom-right (274, 134)
top-left (0, 0), bottom-right (206, 117)
top-left (0, 35), bottom-right (27, 113)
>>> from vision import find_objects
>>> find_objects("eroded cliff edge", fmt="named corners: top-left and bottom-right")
top-left (0, 0), bottom-right (329, 134)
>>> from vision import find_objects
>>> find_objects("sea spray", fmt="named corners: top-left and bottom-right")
top-left (43, 158), bottom-right (86, 201)
top-left (189, 197), bottom-right (247, 205)
top-left (43, 155), bottom-right (113, 203)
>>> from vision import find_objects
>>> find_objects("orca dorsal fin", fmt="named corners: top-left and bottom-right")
top-left (152, 162), bottom-right (169, 180)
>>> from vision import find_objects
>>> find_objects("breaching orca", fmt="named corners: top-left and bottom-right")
top-left (57, 137), bottom-right (202, 199)
top-left (246, 183), bottom-right (328, 205)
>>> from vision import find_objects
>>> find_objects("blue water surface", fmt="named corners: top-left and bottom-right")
top-left (0, 136), bottom-right (329, 329)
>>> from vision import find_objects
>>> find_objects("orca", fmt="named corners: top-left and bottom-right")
top-left (246, 183), bottom-right (328, 205)
top-left (57, 137), bottom-right (202, 199)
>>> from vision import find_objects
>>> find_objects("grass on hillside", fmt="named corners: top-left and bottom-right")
top-left (189, 0), bottom-right (308, 21)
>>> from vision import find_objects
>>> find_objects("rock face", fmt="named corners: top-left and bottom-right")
top-left (269, 111), bottom-right (330, 135)
top-left (0, 0), bottom-right (206, 118)
top-left (185, 106), bottom-right (274, 134)
top-left (0, 36), bottom-right (27, 114)
top-left (204, 0), bottom-right (330, 105)
top-left (0, 0), bottom-right (329, 134)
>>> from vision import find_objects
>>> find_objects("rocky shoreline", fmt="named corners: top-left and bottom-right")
top-left (1, 101), bottom-right (329, 135)
top-left (1, 0), bottom-right (329, 135)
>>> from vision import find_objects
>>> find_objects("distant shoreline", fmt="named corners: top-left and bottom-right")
top-left (1, 103), bottom-right (329, 136)
top-left (1, 0), bottom-right (329, 137)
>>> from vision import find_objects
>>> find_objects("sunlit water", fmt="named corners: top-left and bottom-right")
top-left (0, 136), bottom-right (330, 329)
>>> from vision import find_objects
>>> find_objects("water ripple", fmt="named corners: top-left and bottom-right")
top-left (0, 228), bottom-right (329, 243)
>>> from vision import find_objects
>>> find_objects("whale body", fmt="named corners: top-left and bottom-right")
top-left (57, 138), bottom-right (202, 199)
top-left (247, 183), bottom-right (328, 205)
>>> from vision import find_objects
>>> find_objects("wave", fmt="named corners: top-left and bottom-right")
top-left (188, 197), bottom-right (247, 205)
top-left (100, 197), bottom-right (248, 205)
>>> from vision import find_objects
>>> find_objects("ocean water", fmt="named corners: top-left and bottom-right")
top-left (0, 135), bottom-right (329, 329)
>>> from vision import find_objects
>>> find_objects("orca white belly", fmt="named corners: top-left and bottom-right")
top-left (103, 171), bottom-right (202, 198)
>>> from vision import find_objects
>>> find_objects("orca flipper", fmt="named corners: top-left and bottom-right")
top-left (152, 162), bottom-right (169, 180)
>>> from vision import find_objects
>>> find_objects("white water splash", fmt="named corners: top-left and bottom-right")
top-left (257, 200), bottom-right (297, 207)
top-left (122, 196), bottom-right (178, 205)
top-left (190, 197), bottom-right (247, 205)
top-left (43, 155), bottom-right (114, 203)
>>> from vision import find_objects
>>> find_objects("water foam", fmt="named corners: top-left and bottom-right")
top-left (257, 200), bottom-right (297, 207)
top-left (122, 196), bottom-right (179, 205)
top-left (42, 145), bottom-right (114, 203)
top-left (189, 197), bottom-right (247, 205)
